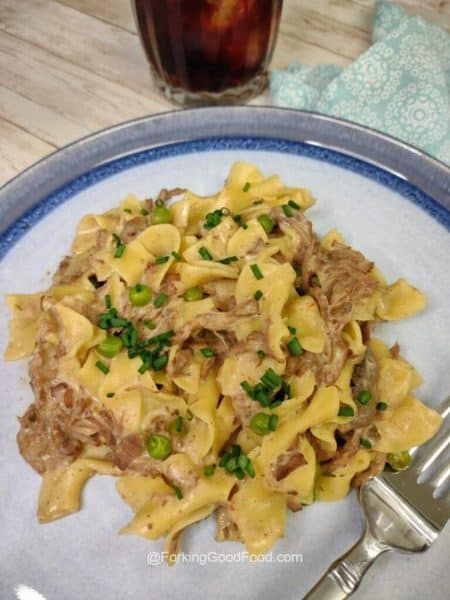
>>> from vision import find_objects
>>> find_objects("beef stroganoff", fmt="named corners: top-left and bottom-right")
top-left (4, 162), bottom-right (441, 560)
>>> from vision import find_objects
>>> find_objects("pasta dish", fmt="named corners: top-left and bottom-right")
top-left (4, 162), bottom-right (442, 560)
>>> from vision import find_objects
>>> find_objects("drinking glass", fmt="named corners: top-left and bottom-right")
top-left (132, 0), bottom-right (283, 106)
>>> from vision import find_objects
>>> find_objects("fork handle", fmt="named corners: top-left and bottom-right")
top-left (303, 528), bottom-right (388, 599)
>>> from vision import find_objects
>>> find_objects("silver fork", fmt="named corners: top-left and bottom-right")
top-left (304, 397), bottom-right (450, 599)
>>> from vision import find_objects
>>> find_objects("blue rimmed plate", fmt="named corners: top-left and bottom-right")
top-left (0, 108), bottom-right (449, 600)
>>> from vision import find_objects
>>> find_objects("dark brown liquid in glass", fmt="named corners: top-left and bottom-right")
top-left (134, 0), bottom-right (282, 93)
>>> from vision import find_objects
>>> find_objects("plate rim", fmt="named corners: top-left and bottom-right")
top-left (0, 106), bottom-right (449, 241)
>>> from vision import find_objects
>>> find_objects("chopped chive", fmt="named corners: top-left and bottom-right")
top-left (98, 316), bottom-right (110, 330)
top-left (218, 256), bottom-right (238, 265)
top-left (169, 416), bottom-right (184, 434)
top-left (233, 214), bottom-right (242, 224)
top-left (225, 457), bottom-right (238, 473)
top-left (360, 438), bottom-right (372, 449)
top-left (114, 244), bottom-right (126, 258)
top-left (95, 360), bottom-right (109, 375)
top-left (112, 233), bottom-right (121, 246)
top-left (138, 361), bottom-right (151, 375)
top-left (204, 209), bottom-right (223, 230)
top-left (245, 460), bottom-right (256, 478)
top-left (123, 208), bottom-right (132, 214)
top-left (268, 414), bottom-right (279, 431)
top-left (257, 214), bottom-right (274, 234)
top-left (240, 381), bottom-right (253, 397)
top-left (284, 382), bottom-right (292, 399)
top-left (255, 389), bottom-right (270, 406)
top-left (257, 350), bottom-right (266, 359)
top-left (154, 293), bottom-right (168, 308)
top-left (171, 251), bottom-right (182, 261)
top-left (155, 255), bottom-right (169, 265)
top-left (288, 199), bottom-right (301, 210)
top-left (130, 327), bottom-right (138, 347)
top-left (242, 182), bottom-right (251, 192)
top-left (145, 330), bottom-right (174, 345)
top-left (203, 465), bottom-right (215, 477)
top-left (254, 290), bottom-right (263, 301)
top-left (232, 444), bottom-right (241, 456)
top-left (110, 317), bottom-right (129, 327)
top-left (253, 200), bottom-right (263, 206)
top-left (250, 264), bottom-right (263, 280)
top-left (200, 347), bottom-right (215, 358)
top-left (235, 467), bottom-right (245, 480)
top-left (288, 326), bottom-right (297, 335)
top-left (282, 204), bottom-right (293, 217)
top-left (237, 455), bottom-right (249, 470)
top-left (104, 294), bottom-right (112, 309)
top-left (153, 353), bottom-right (169, 371)
top-left (357, 390), bottom-right (372, 405)
top-left (242, 223), bottom-right (248, 230)
top-left (219, 453), bottom-right (230, 467)
top-left (143, 320), bottom-right (156, 330)
top-left (141, 208), bottom-right (149, 216)
top-left (198, 246), bottom-right (213, 261)
top-left (262, 368), bottom-right (282, 388)
top-left (338, 406), bottom-right (355, 417)
top-left (106, 392), bottom-right (115, 398)
top-left (377, 402), bottom-right (388, 411)
top-left (173, 485), bottom-right (183, 500)
top-left (287, 337), bottom-right (303, 356)
top-left (269, 399), bottom-right (283, 409)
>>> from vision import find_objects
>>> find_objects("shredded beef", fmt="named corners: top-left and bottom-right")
top-left (111, 433), bottom-right (143, 470)
top-left (352, 453), bottom-right (386, 487)
top-left (120, 216), bottom-right (148, 242)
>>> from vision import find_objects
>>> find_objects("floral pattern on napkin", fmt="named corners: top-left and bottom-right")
top-left (270, 0), bottom-right (450, 165)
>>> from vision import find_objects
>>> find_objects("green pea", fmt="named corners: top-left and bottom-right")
top-left (129, 283), bottom-right (152, 307)
top-left (249, 412), bottom-right (272, 436)
top-left (387, 451), bottom-right (411, 471)
top-left (357, 390), bottom-right (372, 405)
top-left (146, 434), bottom-right (172, 460)
top-left (203, 464), bottom-right (215, 477)
top-left (184, 287), bottom-right (203, 302)
top-left (96, 336), bottom-right (123, 358)
top-left (152, 205), bottom-right (171, 224)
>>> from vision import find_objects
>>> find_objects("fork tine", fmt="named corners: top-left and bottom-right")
top-left (426, 461), bottom-right (450, 491)
top-left (381, 397), bottom-right (450, 531)
top-left (412, 398), bottom-right (450, 474)
top-left (413, 428), bottom-right (450, 474)
top-left (439, 396), bottom-right (450, 419)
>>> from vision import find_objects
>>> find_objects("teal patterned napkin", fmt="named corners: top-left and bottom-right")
top-left (270, 0), bottom-right (450, 165)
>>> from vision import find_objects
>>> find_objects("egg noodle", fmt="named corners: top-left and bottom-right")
top-left (5, 162), bottom-right (441, 561)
